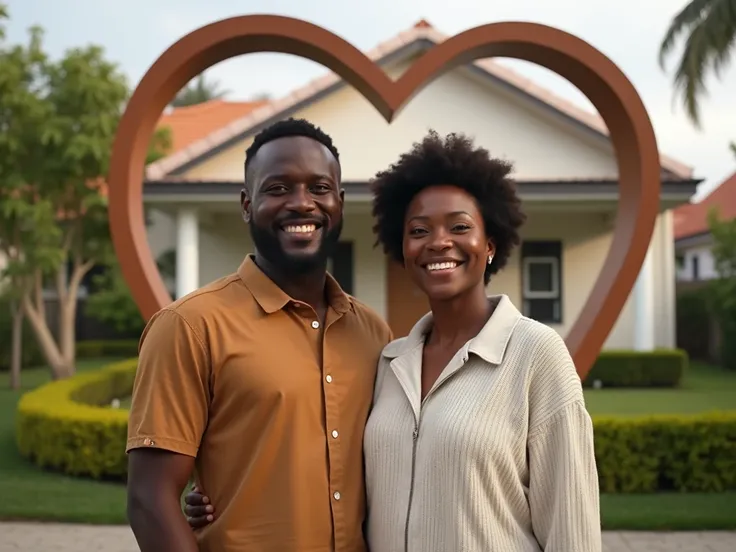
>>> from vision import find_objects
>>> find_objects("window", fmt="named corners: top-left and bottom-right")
top-left (327, 241), bottom-right (354, 295)
top-left (521, 241), bottom-right (562, 323)
top-left (691, 254), bottom-right (699, 281)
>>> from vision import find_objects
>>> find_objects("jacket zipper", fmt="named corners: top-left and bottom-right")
top-left (404, 414), bottom-right (422, 552)
top-left (401, 354), bottom-right (469, 552)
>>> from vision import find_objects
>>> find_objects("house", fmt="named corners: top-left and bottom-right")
top-left (142, 19), bottom-right (699, 350)
top-left (674, 170), bottom-right (736, 282)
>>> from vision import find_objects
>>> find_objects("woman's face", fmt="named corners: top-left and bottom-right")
top-left (403, 185), bottom-right (494, 301)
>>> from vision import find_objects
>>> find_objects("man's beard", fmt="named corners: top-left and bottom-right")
top-left (248, 217), bottom-right (344, 275)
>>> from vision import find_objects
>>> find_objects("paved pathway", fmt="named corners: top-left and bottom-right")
top-left (1, 522), bottom-right (735, 551)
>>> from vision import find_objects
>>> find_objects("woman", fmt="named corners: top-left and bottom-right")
top-left (184, 131), bottom-right (602, 551)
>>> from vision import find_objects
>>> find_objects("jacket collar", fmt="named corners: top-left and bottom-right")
top-left (382, 294), bottom-right (522, 366)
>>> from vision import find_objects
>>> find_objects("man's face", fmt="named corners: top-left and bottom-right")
top-left (241, 136), bottom-right (344, 274)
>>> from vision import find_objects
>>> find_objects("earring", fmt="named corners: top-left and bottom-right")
top-left (487, 255), bottom-right (494, 265)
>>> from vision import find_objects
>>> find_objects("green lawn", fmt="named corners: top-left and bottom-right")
top-left (0, 358), bottom-right (734, 528)
top-left (584, 361), bottom-right (736, 416)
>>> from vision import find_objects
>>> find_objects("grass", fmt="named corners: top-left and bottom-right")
top-left (583, 361), bottom-right (736, 416)
top-left (0, 357), bottom-right (735, 529)
top-left (601, 493), bottom-right (736, 531)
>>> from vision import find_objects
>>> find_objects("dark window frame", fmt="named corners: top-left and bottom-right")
top-left (520, 240), bottom-right (563, 324)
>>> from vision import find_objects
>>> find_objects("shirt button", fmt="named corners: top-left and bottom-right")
top-left (311, 320), bottom-right (320, 329)
top-left (331, 430), bottom-right (339, 438)
top-left (325, 375), bottom-right (332, 383)
top-left (333, 491), bottom-right (341, 501)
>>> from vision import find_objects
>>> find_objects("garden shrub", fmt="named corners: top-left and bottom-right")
top-left (583, 349), bottom-right (688, 388)
top-left (76, 339), bottom-right (139, 359)
top-left (593, 412), bottom-right (736, 493)
top-left (15, 358), bottom-right (137, 480)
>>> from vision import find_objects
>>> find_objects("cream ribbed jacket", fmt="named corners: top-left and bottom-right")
top-left (363, 295), bottom-right (601, 552)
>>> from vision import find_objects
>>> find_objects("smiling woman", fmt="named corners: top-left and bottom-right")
top-left (362, 130), bottom-right (602, 551)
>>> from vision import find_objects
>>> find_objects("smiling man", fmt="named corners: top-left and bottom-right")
top-left (125, 118), bottom-right (392, 552)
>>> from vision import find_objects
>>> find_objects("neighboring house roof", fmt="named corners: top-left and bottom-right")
top-left (147, 19), bottom-right (693, 181)
top-left (156, 99), bottom-right (268, 154)
top-left (673, 170), bottom-right (736, 240)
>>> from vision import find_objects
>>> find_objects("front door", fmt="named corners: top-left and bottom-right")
top-left (386, 260), bottom-right (430, 338)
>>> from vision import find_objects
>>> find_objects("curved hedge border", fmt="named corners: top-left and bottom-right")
top-left (14, 358), bottom-right (736, 492)
top-left (16, 358), bottom-right (137, 480)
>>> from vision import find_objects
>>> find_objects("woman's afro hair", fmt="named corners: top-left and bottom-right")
top-left (370, 130), bottom-right (526, 285)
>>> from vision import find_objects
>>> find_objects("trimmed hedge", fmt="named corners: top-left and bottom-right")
top-left (76, 340), bottom-right (139, 359)
top-left (584, 349), bottom-right (688, 388)
top-left (14, 359), bottom-right (736, 492)
top-left (594, 412), bottom-right (736, 493)
top-left (15, 358), bottom-right (136, 479)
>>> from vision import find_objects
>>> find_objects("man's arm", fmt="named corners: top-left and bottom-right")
top-left (127, 449), bottom-right (198, 551)
top-left (125, 307), bottom-right (211, 552)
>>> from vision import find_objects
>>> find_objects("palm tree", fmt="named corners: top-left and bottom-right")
top-left (170, 74), bottom-right (229, 107)
top-left (658, 0), bottom-right (736, 128)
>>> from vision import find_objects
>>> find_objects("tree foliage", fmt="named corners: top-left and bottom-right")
top-left (659, 0), bottom-right (736, 127)
top-left (0, 4), bottom-right (171, 379)
top-left (706, 207), bottom-right (736, 369)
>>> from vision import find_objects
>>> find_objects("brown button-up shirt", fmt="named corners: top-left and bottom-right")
top-left (127, 255), bottom-right (392, 552)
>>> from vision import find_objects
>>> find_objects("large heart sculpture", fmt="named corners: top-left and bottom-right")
top-left (108, 15), bottom-right (661, 379)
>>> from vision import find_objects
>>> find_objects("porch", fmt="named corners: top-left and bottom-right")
top-left (143, 180), bottom-right (683, 351)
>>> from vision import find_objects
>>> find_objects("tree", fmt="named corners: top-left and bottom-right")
top-left (1, 5), bottom-right (179, 381)
top-left (24, 44), bottom-right (129, 379)
top-left (170, 73), bottom-right (229, 107)
top-left (0, 5), bottom-right (62, 387)
top-left (658, 0), bottom-right (736, 128)
top-left (0, 3), bottom-right (128, 379)
top-left (83, 124), bottom-right (173, 338)
top-left (85, 249), bottom-right (176, 336)
top-left (706, 208), bottom-right (736, 369)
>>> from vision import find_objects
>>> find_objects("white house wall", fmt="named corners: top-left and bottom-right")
top-left (180, 55), bottom-right (619, 183)
top-left (677, 244), bottom-right (718, 281)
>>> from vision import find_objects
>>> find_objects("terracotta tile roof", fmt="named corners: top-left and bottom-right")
top-left (146, 19), bottom-right (693, 181)
top-left (674, 170), bottom-right (736, 240)
top-left (156, 99), bottom-right (268, 154)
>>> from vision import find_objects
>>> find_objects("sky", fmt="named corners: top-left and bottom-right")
top-left (6, 0), bottom-right (735, 200)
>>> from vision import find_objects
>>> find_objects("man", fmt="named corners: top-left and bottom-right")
top-left (126, 118), bottom-right (393, 552)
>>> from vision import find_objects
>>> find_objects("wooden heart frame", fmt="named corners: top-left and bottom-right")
top-left (108, 15), bottom-right (661, 379)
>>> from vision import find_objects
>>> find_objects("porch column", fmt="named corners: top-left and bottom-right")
top-left (176, 207), bottom-right (199, 299)
top-left (660, 211), bottom-right (676, 348)
top-left (633, 235), bottom-right (655, 351)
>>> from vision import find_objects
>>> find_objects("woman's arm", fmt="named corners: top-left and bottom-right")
top-left (525, 325), bottom-right (602, 551)
top-left (527, 400), bottom-right (602, 551)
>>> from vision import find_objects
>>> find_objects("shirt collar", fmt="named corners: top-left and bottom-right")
top-left (237, 254), bottom-right (353, 315)
top-left (382, 294), bottom-right (522, 365)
